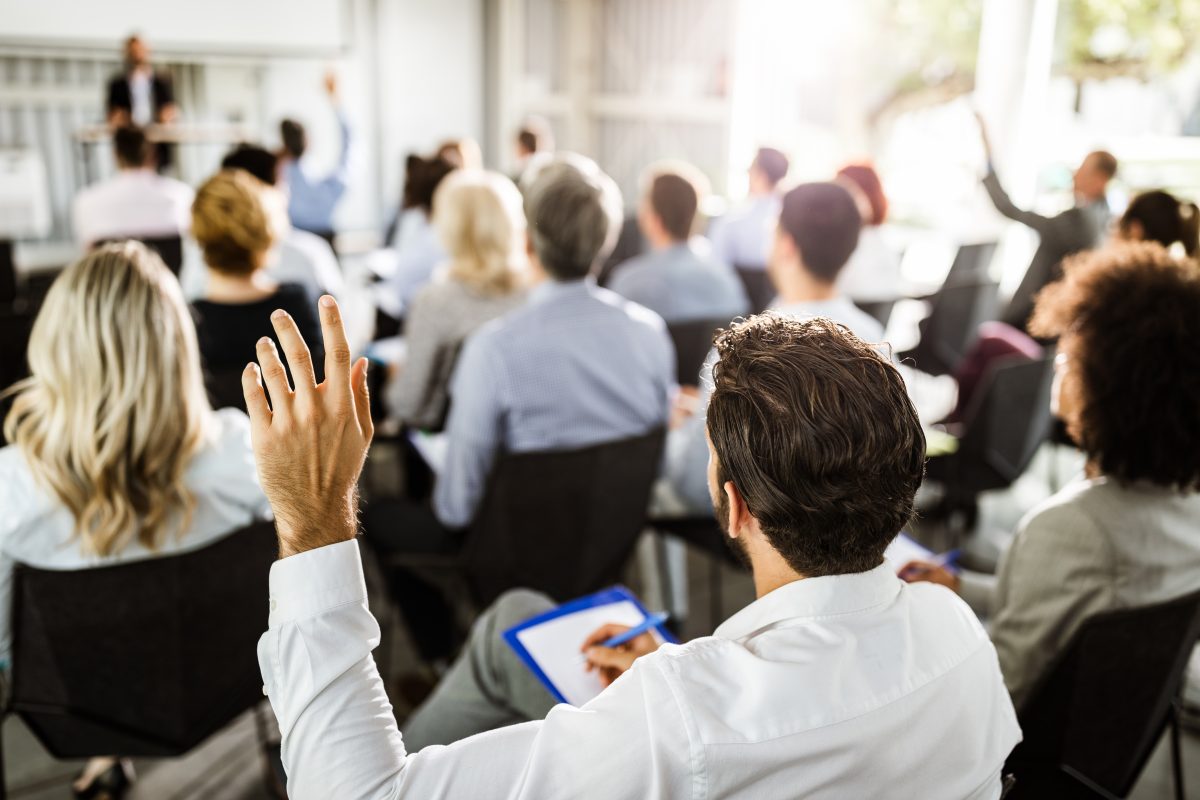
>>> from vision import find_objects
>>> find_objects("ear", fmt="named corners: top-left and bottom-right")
top-left (723, 479), bottom-right (753, 539)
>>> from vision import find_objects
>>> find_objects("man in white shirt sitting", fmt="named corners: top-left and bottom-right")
top-left (72, 125), bottom-right (193, 249)
top-left (243, 295), bottom-right (1021, 799)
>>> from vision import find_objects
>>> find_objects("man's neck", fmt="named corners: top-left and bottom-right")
top-left (650, 233), bottom-right (685, 252)
top-left (773, 262), bottom-right (839, 306)
top-left (748, 544), bottom-right (805, 598)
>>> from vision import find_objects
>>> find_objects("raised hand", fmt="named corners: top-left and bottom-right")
top-left (242, 295), bottom-right (373, 558)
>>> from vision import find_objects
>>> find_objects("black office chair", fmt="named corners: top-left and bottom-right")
top-left (462, 428), bottom-right (665, 606)
top-left (945, 241), bottom-right (998, 285)
top-left (734, 265), bottom-right (775, 315)
top-left (925, 354), bottom-right (1055, 533)
top-left (3, 521), bottom-right (278, 797)
top-left (390, 429), bottom-right (665, 608)
top-left (96, 235), bottom-right (184, 277)
top-left (0, 306), bottom-right (33, 445)
top-left (1007, 588), bottom-right (1200, 800)
top-left (667, 318), bottom-right (727, 385)
top-left (898, 279), bottom-right (1000, 376)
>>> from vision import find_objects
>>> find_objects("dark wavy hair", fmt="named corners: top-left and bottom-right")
top-left (706, 315), bottom-right (926, 577)
top-left (1030, 243), bottom-right (1200, 490)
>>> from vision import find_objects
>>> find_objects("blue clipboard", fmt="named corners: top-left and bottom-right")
top-left (502, 585), bottom-right (677, 705)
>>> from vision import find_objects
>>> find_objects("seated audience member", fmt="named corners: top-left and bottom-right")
top-left (190, 169), bottom-right (323, 404)
top-left (608, 163), bottom-right (749, 323)
top-left (279, 72), bottom-right (350, 248)
top-left (380, 154), bottom-right (457, 319)
top-left (708, 146), bottom-right (788, 271)
top-left (436, 137), bottom-right (483, 170)
top-left (1115, 189), bottom-right (1199, 255)
top-left (666, 182), bottom-right (884, 512)
top-left (366, 154), bottom-right (673, 661)
top-left (72, 125), bottom-right (193, 248)
top-left (179, 144), bottom-right (344, 303)
top-left (386, 170), bottom-right (528, 430)
top-left (0, 242), bottom-right (269, 796)
top-left (246, 307), bottom-right (1021, 798)
top-left (904, 243), bottom-right (1200, 709)
top-left (835, 162), bottom-right (902, 303)
top-left (978, 117), bottom-right (1116, 331)
top-left (511, 116), bottom-right (554, 183)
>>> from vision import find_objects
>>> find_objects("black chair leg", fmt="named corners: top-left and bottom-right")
top-left (1172, 700), bottom-right (1186, 800)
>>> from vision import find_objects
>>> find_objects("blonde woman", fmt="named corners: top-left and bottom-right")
top-left (387, 169), bottom-right (528, 429)
top-left (191, 168), bottom-right (323, 404)
top-left (0, 243), bottom-right (269, 796)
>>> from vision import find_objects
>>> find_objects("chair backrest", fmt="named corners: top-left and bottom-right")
top-left (946, 241), bottom-right (998, 284)
top-left (666, 318), bottom-right (724, 385)
top-left (10, 521), bottom-right (277, 758)
top-left (957, 354), bottom-right (1055, 490)
top-left (1011, 588), bottom-right (1200, 797)
top-left (0, 239), bottom-right (16, 305)
top-left (907, 279), bottom-right (1000, 376)
top-left (96, 235), bottom-right (184, 276)
top-left (734, 266), bottom-right (775, 315)
top-left (461, 428), bottom-right (665, 606)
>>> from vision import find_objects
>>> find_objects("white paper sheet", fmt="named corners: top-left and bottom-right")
top-left (514, 600), bottom-right (652, 707)
top-left (883, 533), bottom-right (934, 574)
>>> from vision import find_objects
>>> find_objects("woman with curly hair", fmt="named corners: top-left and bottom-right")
top-left (904, 242), bottom-right (1200, 708)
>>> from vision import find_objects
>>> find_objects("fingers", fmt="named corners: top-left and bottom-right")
top-left (271, 309), bottom-right (317, 397)
top-left (256, 336), bottom-right (292, 414)
top-left (351, 357), bottom-right (374, 439)
top-left (319, 296), bottom-right (353, 409)
top-left (241, 363), bottom-right (272, 434)
top-left (584, 646), bottom-right (636, 674)
top-left (580, 623), bottom-right (632, 652)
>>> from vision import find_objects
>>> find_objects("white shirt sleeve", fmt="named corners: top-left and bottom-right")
top-left (258, 541), bottom-right (697, 800)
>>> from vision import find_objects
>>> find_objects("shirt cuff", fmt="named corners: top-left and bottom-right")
top-left (268, 539), bottom-right (367, 628)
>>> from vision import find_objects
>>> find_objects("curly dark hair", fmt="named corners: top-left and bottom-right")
top-left (1030, 243), bottom-right (1200, 490)
top-left (706, 315), bottom-right (926, 577)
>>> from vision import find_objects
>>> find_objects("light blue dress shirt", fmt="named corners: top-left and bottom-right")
top-left (608, 242), bottom-right (750, 323)
top-left (285, 110), bottom-right (351, 233)
top-left (665, 297), bottom-right (885, 513)
top-left (434, 279), bottom-right (675, 528)
top-left (708, 194), bottom-right (781, 270)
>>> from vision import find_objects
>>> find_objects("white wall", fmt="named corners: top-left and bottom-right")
top-left (374, 0), bottom-right (485, 222)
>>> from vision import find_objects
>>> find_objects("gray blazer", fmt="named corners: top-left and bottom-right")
top-left (968, 477), bottom-right (1200, 709)
top-left (982, 170), bottom-right (1108, 332)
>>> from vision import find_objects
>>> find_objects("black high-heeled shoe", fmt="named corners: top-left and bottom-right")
top-left (72, 759), bottom-right (135, 800)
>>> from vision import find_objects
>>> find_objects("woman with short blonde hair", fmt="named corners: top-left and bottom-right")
top-left (191, 169), bottom-right (323, 407)
top-left (387, 169), bottom-right (528, 429)
top-left (0, 242), bottom-right (269, 793)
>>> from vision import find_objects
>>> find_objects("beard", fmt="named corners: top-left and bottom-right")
top-left (714, 486), bottom-right (752, 570)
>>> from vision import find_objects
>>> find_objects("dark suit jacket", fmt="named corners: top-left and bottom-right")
top-left (983, 170), bottom-right (1108, 332)
top-left (106, 71), bottom-right (175, 120)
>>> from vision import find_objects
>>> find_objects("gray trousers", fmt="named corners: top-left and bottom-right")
top-left (401, 589), bottom-right (559, 751)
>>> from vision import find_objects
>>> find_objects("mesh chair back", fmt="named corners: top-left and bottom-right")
top-left (946, 241), bottom-right (998, 284)
top-left (903, 280), bottom-right (1000, 375)
top-left (10, 521), bottom-right (277, 758)
top-left (667, 318), bottom-right (725, 385)
top-left (1010, 588), bottom-right (1200, 797)
top-left (734, 266), bottom-right (775, 315)
top-left (461, 429), bottom-right (665, 606)
top-left (957, 354), bottom-right (1054, 489)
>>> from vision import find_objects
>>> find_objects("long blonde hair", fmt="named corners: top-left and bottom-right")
top-left (3, 242), bottom-right (213, 557)
top-left (433, 169), bottom-right (526, 296)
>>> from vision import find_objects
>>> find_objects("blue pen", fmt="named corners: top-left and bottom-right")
top-left (933, 548), bottom-right (962, 573)
top-left (578, 612), bottom-right (670, 664)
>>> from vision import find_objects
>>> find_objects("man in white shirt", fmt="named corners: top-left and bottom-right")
top-left (708, 147), bottom-right (788, 272)
top-left (72, 126), bottom-right (193, 249)
top-left (667, 181), bottom-right (886, 512)
top-left (242, 293), bottom-right (1020, 798)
